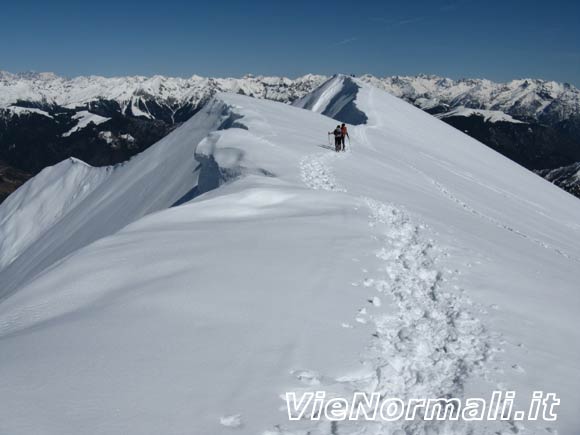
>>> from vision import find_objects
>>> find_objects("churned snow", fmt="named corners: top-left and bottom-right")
top-left (0, 77), bottom-right (578, 435)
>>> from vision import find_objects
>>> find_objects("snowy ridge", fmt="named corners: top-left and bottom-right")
top-left (0, 77), bottom-right (578, 434)
top-left (293, 75), bottom-right (368, 125)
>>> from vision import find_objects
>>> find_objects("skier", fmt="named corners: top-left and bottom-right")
top-left (329, 125), bottom-right (342, 152)
top-left (340, 123), bottom-right (349, 151)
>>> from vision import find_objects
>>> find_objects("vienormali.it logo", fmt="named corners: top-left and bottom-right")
top-left (285, 391), bottom-right (560, 422)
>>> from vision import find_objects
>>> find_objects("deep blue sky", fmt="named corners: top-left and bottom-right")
top-left (1, 0), bottom-right (579, 85)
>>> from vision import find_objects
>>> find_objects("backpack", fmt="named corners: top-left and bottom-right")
top-left (333, 128), bottom-right (342, 137)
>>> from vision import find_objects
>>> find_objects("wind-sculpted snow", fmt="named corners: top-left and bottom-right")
top-left (0, 81), bottom-right (578, 434)
top-left (0, 158), bottom-right (110, 270)
top-left (293, 76), bottom-right (368, 125)
top-left (0, 98), bottom-right (235, 295)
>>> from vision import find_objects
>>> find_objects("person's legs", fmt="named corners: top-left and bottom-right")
top-left (341, 136), bottom-right (346, 151)
top-left (335, 137), bottom-right (341, 152)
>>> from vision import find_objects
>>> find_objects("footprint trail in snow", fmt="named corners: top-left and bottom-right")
top-left (266, 150), bottom-right (514, 435)
top-left (300, 152), bottom-right (346, 192)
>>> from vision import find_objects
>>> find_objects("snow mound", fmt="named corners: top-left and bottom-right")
top-left (0, 81), bottom-right (579, 435)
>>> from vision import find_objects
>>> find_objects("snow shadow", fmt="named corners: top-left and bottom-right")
top-left (321, 77), bottom-right (368, 125)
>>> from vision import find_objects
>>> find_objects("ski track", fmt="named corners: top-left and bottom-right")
top-left (269, 150), bottom-right (514, 435)
top-left (410, 165), bottom-right (580, 265)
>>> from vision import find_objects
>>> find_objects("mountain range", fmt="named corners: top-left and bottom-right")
top-left (1, 71), bottom-right (579, 201)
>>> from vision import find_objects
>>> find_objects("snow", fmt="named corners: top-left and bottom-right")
top-left (2, 105), bottom-right (53, 118)
top-left (120, 133), bottom-right (135, 142)
top-left (98, 130), bottom-right (114, 144)
top-left (0, 77), bottom-right (578, 435)
top-left (129, 97), bottom-right (153, 119)
top-left (220, 414), bottom-right (243, 428)
top-left (62, 110), bottom-right (111, 137)
top-left (293, 75), bottom-right (368, 124)
top-left (295, 75), bottom-right (343, 114)
top-left (436, 107), bottom-right (525, 123)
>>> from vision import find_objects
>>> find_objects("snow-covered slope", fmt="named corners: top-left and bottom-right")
top-left (0, 77), bottom-right (579, 435)
top-left (0, 158), bottom-right (109, 270)
top-left (62, 110), bottom-right (111, 136)
top-left (0, 99), bottom-right (233, 296)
